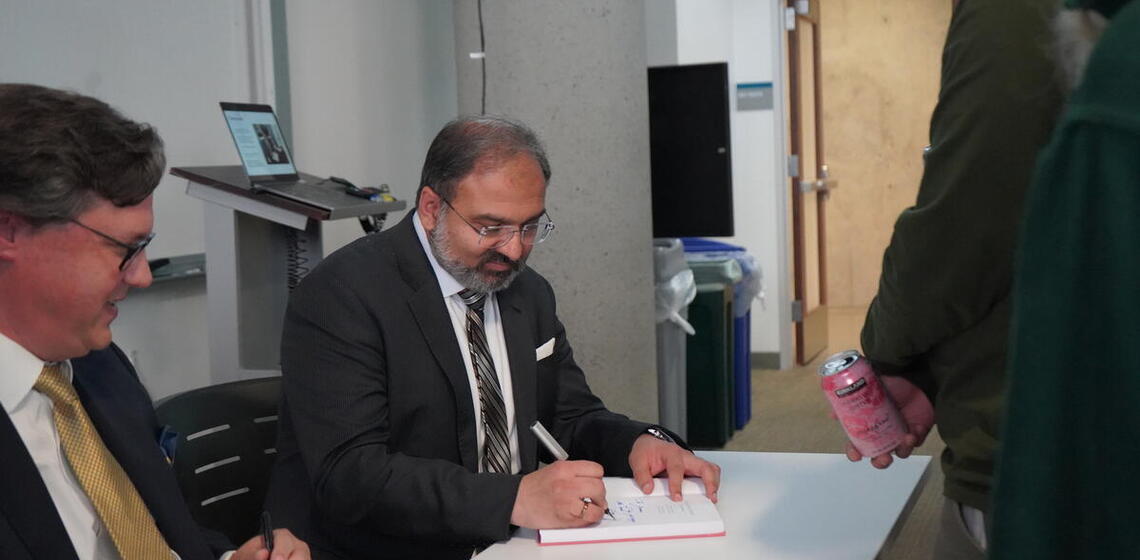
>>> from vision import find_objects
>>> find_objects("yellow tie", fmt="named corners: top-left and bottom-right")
top-left (35, 364), bottom-right (171, 560)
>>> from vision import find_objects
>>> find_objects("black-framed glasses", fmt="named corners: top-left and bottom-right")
top-left (67, 218), bottom-right (155, 271)
top-left (441, 198), bottom-right (555, 249)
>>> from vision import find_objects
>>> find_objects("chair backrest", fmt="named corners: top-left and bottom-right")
top-left (153, 377), bottom-right (281, 545)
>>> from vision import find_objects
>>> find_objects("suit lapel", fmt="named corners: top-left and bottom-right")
top-left (71, 349), bottom-right (214, 560)
top-left (0, 409), bottom-right (80, 559)
top-left (497, 288), bottom-right (538, 473)
top-left (408, 286), bottom-right (479, 471)
top-left (395, 217), bottom-right (480, 471)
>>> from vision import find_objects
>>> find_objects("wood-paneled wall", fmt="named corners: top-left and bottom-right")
top-left (821, 0), bottom-right (952, 306)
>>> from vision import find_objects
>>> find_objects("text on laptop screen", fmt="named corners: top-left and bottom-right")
top-left (222, 109), bottom-right (296, 178)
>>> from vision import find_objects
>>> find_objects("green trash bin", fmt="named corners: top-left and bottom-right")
top-left (685, 259), bottom-right (742, 448)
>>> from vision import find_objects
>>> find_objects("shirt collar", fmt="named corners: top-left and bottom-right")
top-left (0, 331), bottom-right (72, 414)
top-left (413, 212), bottom-right (467, 299)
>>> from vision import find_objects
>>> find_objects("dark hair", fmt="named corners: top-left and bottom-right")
top-left (0, 83), bottom-right (165, 226)
top-left (416, 115), bottom-right (551, 205)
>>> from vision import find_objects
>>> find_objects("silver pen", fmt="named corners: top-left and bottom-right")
top-left (529, 421), bottom-right (614, 519)
top-left (530, 420), bottom-right (568, 460)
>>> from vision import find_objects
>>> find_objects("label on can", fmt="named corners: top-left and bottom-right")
top-left (835, 377), bottom-right (867, 397)
top-left (819, 350), bottom-right (907, 457)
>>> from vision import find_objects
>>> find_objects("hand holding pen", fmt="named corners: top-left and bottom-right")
top-left (508, 421), bottom-right (609, 529)
top-left (229, 511), bottom-right (312, 560)
top-left (530, 421), bottom-right (615, 521)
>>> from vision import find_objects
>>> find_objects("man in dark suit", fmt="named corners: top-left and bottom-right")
top-left (0, 83), bottom-right (308, 560)
top-left (268, 116), bottom-right (721, 559)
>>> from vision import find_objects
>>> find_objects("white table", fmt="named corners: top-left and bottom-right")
top-left (478, 451), bottom-right (931, 560)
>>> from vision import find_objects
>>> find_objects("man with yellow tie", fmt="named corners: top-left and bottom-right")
top-left (0, 83), bottom-right (309, 560)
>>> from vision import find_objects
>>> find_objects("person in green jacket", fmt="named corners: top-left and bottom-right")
top-left (852, 1), bottom-right (1062, 557)
top-left (990, 1), bottom-right (1140, 558)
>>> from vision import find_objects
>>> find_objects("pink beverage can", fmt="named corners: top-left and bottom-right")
top-left (818, 350), bottom-right (907, 457)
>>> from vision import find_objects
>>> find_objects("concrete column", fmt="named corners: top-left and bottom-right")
top-left (454, 0), bottom-right (659, 422)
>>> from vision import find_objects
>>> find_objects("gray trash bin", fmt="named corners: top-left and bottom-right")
top-left (653, 238), bottom-right (696, 440)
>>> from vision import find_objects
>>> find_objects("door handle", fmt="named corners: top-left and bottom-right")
top-left (798, 178), bottom-right (838, 193)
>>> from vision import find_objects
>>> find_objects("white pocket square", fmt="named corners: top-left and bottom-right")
top-left (535, 338), bottom-right (555, 361)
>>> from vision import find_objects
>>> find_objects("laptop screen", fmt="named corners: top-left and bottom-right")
top-left (220, 102), bottom-right (298, 181)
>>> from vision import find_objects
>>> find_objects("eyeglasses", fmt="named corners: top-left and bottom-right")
top-left (441, 198), bottom-right (555, 249)
top-left (68, 218), bottom-right (156, 271)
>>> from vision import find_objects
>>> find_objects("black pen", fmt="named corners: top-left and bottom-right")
top-left (530, 421), bottom-right (615, 520)
top-left (260, 511), bottom-right (275, 553)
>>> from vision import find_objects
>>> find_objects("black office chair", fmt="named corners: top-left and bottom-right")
top-left (154, 377), bottom-right (281, 545)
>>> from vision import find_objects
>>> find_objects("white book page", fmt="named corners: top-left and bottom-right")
top-left (539, 478), bottom-right (723, 544)
top-left (606, 494), bottom-right (718, 525)
top-left (602, 476), bottom-right (708, 498)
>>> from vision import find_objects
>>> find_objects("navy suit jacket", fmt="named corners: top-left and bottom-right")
top-left (0, 345), bottom-right (229, 559)
top-left (267, 213), bottom-right (661, 559)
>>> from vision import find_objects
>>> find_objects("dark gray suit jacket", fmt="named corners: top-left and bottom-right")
top-left (0, 345), bottom-right (229, 560)
top-left (267, 213), bottom-right (655, 559)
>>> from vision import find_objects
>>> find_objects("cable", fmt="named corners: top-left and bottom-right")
top-left (478, 0), bottom-right (486, 114)
top-left (358, 213), bottom-right (386, 234)
top-left (357, 183), bottom-right (392, 234)
top-left (284, 228), bottom-right (310, 292)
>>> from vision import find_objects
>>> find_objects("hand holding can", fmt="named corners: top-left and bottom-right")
top-left (819, 350), bottom-right (908, 458)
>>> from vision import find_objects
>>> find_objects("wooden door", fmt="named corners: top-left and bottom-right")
top-left (787, 0), bottom-right (836, 364)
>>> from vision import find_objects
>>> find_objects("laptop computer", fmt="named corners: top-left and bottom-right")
top-left (220, 102), bottom-right (300, 184)
top-left (219, 101), bottom-right (345, 207)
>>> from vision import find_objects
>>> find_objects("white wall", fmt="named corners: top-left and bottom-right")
top-left (285, 0), bottom-right (458, 254)
top-left (0, 0), bottom-right (259, 260)
top-left (113, 279), bottom-right (210, 399)
top-left (644, 0), bottom-right (792, 367)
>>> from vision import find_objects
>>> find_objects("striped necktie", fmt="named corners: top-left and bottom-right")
top-left (459, 290), bottom-right (512, 474)
top-left (35, 364), bottom-right (171, 560)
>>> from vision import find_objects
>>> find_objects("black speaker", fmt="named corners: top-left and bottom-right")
top-left (648, 62), bottom-right (734, 238)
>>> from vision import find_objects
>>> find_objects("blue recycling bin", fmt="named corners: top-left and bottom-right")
top-left (682, 238), bottom-right (758, 432)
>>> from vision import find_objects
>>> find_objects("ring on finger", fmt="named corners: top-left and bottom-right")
top-left (578, 497), bottom-right (593, 518)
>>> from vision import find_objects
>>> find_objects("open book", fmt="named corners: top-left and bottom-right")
top-left (538, 477), bottom-right (725, 545)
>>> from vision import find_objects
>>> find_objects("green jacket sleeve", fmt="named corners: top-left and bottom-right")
top-left (861, 0), bottom-right (1061, 395)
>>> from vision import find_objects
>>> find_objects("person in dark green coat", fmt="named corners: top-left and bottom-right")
top-left (853, 0), bottom-right (1063, 557)
top-left (990, 1), bottom-right (1140, 558)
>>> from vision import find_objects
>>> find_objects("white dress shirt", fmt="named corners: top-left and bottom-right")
top-left (0, 332), bottom-right (123, 560)
top-left (414, 213), bottom-right (522, 474)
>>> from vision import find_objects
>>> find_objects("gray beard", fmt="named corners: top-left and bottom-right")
top-left (428, 214), bottom-right (527, 293)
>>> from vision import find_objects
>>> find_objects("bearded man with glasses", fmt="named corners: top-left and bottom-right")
top-left (267, 115), bottom-right (720, 560)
